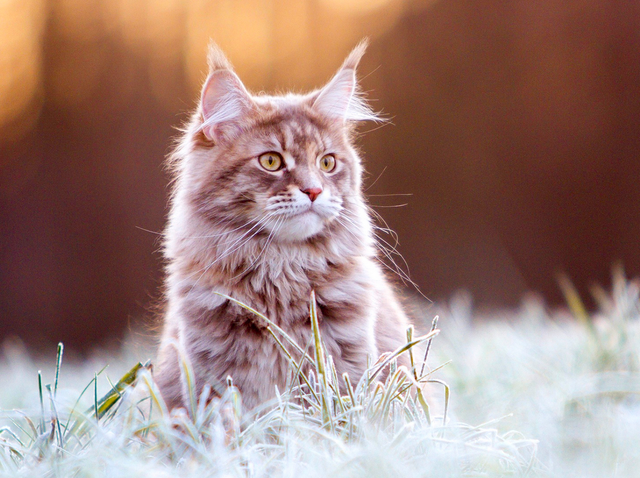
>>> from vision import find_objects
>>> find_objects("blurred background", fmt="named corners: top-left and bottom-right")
top-left (1, 0), bottom-right (639, 351)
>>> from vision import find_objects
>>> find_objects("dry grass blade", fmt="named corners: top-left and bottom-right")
top-left (87, 361), bottom-right (150, 421)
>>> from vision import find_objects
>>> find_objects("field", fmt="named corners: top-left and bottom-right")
top-left (1, 272), bottom-right (639, 477)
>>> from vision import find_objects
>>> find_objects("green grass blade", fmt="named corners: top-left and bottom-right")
top-left (46, 385), bottom-right (63, 450)
top-left (309, 290), bottom-right (325, 378)
top-left (54, 342), bottom-right (64, 399)
top-left (309, 290), bottom-right (331, 429)
top-left (416, 387), bottom-right (431, 426)
top-left (419, 316), bottom-right (438, 377)
top-left (558, 272), bottom-right (594, 334)
top-left (343, 373), bottom-right (356, 408)
top-left (139, 370), bottom-right (170, 418)
top-left (174, 346), bottom-right (197, 419)
top-left (425, 379), bottom-right (450, 425)
top-left (94, 372), bottom-right (99, 422)
top-left (37, 371), bottom-right (45, 433)
top-left (406, 326), bottom-right (417, 380)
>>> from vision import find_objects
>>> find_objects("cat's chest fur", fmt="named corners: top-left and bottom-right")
top-left (174, 233), bottom-right (372, 329)
top-left (169, 241), bottom-right (378, 410)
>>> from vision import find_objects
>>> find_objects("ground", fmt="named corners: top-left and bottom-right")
top-left (1, 272), bottom-right (639, 477)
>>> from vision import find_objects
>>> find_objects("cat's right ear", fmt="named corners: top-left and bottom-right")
top-left (311, 39), bottom-right (381, 123)
top-left (200, 44), bottom-right (253, 141)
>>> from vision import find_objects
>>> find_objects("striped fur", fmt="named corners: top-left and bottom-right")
top-left (155, 42), bottom-right (409, 411)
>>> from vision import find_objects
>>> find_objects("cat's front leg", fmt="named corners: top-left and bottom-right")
top-left (155, 323), bottom-right (189, 411)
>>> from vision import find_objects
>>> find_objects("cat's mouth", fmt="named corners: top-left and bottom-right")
top-left (290, 206), bottom-right (338, 224)
top-left (270, 206), bottom-right (329, 241)
top-left (291, 205), bottom-right (316, 216)
top-left (278, 203), bottom-right (322, 219)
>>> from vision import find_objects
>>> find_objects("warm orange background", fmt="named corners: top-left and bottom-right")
top-left (1, 0), bottom-right (639, 349)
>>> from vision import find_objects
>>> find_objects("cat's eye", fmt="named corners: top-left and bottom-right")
top-left (258, 152), bottom-right (283, 172)
top-left (319, 154), bottom-right (336, 173)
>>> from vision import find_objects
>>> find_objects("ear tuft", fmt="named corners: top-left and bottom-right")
top-left (340, 38), bottom-right (368, 71)
top-left (207, 41), bottom-right (232, 72)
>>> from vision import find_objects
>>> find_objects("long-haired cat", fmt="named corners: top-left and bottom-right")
top-left (155, 41), bottom-right (411, 411)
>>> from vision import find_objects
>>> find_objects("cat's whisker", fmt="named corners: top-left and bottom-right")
top-left (370, 203), bottom-right (409, 208)
top-left (180, 213), bottom-right (277, 294)
top-left (340, 208), bottom-right (425, 298)
top-left (235, 215), bottom-right (286, 279)
top-left (367, 193), bottom-right (413, 197)
top-left (164, 212), bottom-right (275, 242)
top-left (372, 254), bottom-right (414, 288)
top-left (339, 213), bottom-right (406, 274)
top-left (216, 211), bottom-right (278, 249)
top-left (374, 224), bottom-right (399, 238)
top-left (202, 216), bottom-right (273, 268)
top-left (359, 120), bottom-right (394, 135)
top-left (337, 210), bottom-right (366, 233)
top-left (372, 233), bottom-right (415, 286)
top-left (340, 205), bottom-right (420, 294)
top-left (372, 226), bottom-right (400, 248)
top-left (135, 226), bottom-right (165, 236)
top-left (214, 214), bottom-right (278, 247)
top-left (376, 250), bottom-right (427, 300)
top-left (375, 243), bottom-right (413, 285)
top-left (188, 217), bottom-right (270, 240)
top-left (364, 165), bottom-right (388, 192)
top-left (333, 217), bottom-right (362, 244)
top-left (357, 207), bottom-right (401, 247)
top-left (373, 230), bottom-right (408, 265)
top-left (231, 216), bottom-right (284, 280)
top-left (372, 216), bottom-right (401, 247)
top-left (368, 235), bottom-right (420, 290)
top-left (337, 212), bottom-right (369, 244)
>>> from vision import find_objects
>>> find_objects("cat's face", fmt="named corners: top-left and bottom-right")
top-left (193, 103), bottom-right (362, 242)
top-left (182, 42), bottom-right (378, 244)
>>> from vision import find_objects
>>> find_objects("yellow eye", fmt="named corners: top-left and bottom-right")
top-left (319, 154), bottom-right (336, 173)
top-left (258, 152), bottom-right (283, 172)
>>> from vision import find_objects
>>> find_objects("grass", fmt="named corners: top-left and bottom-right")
top-left (1, 270), bottom-right (639, 477)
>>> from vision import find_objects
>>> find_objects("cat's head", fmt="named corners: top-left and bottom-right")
top-left (176, 41), bottom-right (380, 243)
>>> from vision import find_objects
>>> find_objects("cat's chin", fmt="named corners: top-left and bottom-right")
top-left (272, 212), bottom-right (328, 242)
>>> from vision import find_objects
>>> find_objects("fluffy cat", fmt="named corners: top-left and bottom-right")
top-left (155, 41), bottom-right (411, 411)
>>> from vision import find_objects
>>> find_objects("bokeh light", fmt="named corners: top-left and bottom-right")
top-left (0, 0), bottom-right (45, 143)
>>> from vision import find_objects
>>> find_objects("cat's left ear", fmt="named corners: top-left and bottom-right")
top-left (200, 43), bottom-right (253, 141)
top-left (312, 39), bottom-right (380, 122)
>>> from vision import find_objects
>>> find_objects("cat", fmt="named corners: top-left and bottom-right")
top-left (154, 40), bottom-right (411, 411)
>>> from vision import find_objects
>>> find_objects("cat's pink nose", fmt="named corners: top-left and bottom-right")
top-left (302, 187), bottom-right (322, 202)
